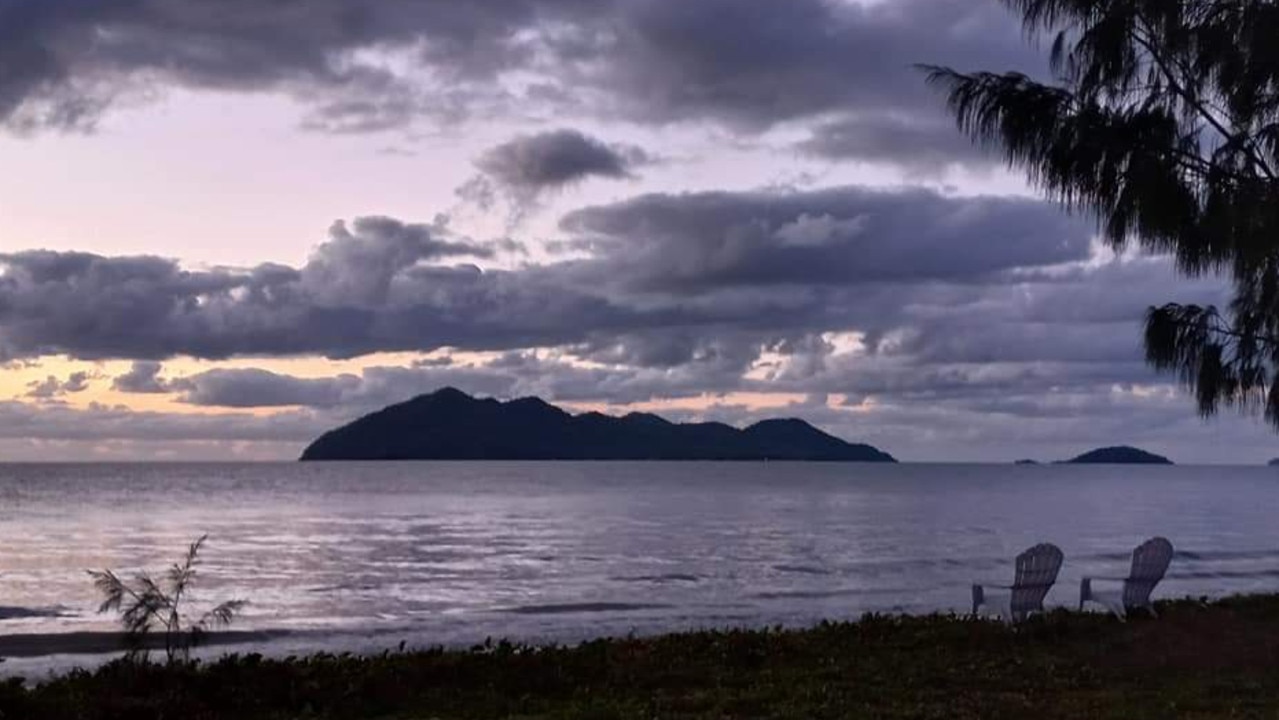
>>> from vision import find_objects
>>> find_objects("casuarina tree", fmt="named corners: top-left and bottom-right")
top-left (925, 1), bottom-right (1279, 426)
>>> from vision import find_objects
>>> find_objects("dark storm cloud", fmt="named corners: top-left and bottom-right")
top-left (559, 186), bottom-right (1092, 292)
top-left (0, 0), bottom-right (595, 132)
top-left (0, 214), bottom-right (538, 360)
top-left (0, 187), bottom-right (1093, 362)
top-left (556, 0), bottom-right (1037, 129)
top-left (0, 0), bottom-right (1034, 168)
top-left (112, 360), bottom-right (171, 393)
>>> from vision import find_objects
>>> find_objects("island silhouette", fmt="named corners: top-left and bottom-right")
top-left (301, 388), bottom-right (896, 462)
top-left (1060, 446), bottom-right (1173, 465)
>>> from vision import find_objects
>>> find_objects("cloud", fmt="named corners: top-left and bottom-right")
top-left (0, 0), bottom-right (1036, 167)
top-left (459, 129), bottom-right (653, 218)
top-left (0, 214), bottom-right (531, 360)
top-left (0, 400), bottom-right (323, 444)
top-left (176, 368), bottom-right (362, 409)
top-left (0, 182), bottom-right (1243, 461)
top-left (25, 371), bottom-right (92, 400)
top-left (556, 0), bottom-right (1038, 129)
top-left (559, 186), bottom-right (1093, 293)
top-left (0, 187), bottom-right (1095, 362)
top-left (112, 360), bottom-right (172, 393)
top-left (796, 114), bottom-right (998, 171)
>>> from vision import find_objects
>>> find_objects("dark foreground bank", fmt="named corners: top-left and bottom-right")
top-left (4, 595), bottom-right (1279, 719)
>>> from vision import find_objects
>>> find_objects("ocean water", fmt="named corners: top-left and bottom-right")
top-left (0, 461), bottom-right (1275, 672)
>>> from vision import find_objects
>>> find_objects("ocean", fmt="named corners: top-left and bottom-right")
top-left (0, 461), bottom-right (1274, 674)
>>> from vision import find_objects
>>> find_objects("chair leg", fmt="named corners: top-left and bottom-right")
top-left (1079, 578), bottom-right (1090, 611)
top-left (971, 585), bottom-right (984, 617)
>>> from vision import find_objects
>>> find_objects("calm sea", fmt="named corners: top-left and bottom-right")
top-left (0, 461), bottom-right (1275, 672)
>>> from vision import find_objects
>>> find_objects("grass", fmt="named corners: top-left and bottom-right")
top-left (4, 595), bottom-right (1279, 719)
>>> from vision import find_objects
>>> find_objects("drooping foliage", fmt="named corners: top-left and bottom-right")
top-left (924, 0), bottom-right (1279, 426)
top-left (88, 535), bottom-right (246, 663)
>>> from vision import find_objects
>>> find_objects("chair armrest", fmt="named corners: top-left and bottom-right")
top-left (1082, 576), bottom-right (1129, 583)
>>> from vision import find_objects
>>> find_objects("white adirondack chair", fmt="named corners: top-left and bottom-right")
top-left (1079, 536), bottom-right (1174, 620)
top-left (972, 543), bottom-right (1064, 623)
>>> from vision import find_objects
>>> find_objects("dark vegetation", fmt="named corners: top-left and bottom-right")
top-left (300, 387), bottom-right (895, 462)
top-left (3, 595), bottom-right (1279, 719)
top-left (87, 536), bottom-right (245, 664)
top-left (1062, 446), bottom-right (1175, 464)
top-left (926, 0), bottom-right (1279, 429)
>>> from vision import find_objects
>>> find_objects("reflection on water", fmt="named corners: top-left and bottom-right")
top-left (0, 461), bottom-right (1275, 668)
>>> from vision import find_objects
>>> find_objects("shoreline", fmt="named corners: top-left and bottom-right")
top-left (0, 629), bottom-right (290, 659)
top-left (3, 594), bottom-right (1279, 718)
top-left (0, 593), bottom-right (1273, 716)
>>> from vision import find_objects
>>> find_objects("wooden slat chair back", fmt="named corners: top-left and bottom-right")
top-left (1123, 536), bottom-right (1174, 609)
top-left (1079, 536), bottom-right (1174, 619)
top-left (1009, 543), bottom-right (1064, 617)
top-left (972, 542), bottom-right (1064, 623)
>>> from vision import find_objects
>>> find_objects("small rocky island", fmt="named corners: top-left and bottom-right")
top-left (1062, 446), bottom-right (1173, 465)
top-left (301, 388), bottom-right (897, 462)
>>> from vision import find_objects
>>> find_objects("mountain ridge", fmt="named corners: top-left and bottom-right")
top-left (300, 388), bottom-right (896, 462)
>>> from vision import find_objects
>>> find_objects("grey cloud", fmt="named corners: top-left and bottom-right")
top-left (0, 0), bottom-right (1034, 166)
top-left (467, 129), bottom-right (651, 207)
top-left (178, 368), bottom-right (362, 409)
top-left (0, 0), bottom-right (598, 133)
top-left (175, 364), bottom-right (520, 410)
top-left (63, 371), bottom-right (91, 393)
top-left (559, 186), bottom-right (1093, 293)
top-left (0, 188), bottom-right (1149, 373)
top-left (25, 371), bottom-right (92, 399)
top-left (0, 189), bottom-right (1232, 451)
top-left (796, 114), bottom-right (998, 170)
top-left (556, 0), bottom-right (1037, 129)
top-left (302, 215), bottom-right (493, 306)
top-left (112, 360), bottom-right (171, 393)
top-left (0, 214), bottom-right (551, 360)
top-left (0, 400), bottom-right (324, 444)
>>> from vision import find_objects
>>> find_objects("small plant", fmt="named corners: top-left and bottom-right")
top-left (88, 534), bottom-right (246, 663)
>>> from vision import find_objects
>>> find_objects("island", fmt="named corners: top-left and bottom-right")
top-left (1269, 458), bottom-right (1279, 467)
top-left (300, 387), bottom-right (896, 462)
top-left (1061, 446), bottom-right (1173, 465)
top-left (1014, 459), bottom-right (1040, 466)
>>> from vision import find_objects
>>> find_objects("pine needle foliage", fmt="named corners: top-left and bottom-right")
top-left (87, 535), bottom-right (246, 663)
top-left (924, 0), bottom-right (1279, 426)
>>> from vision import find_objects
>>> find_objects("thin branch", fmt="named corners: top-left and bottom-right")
top-left (1131, 19), bottom-right (1277, 180)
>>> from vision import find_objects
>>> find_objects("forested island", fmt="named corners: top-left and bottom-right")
top-left (301, 388), bottom-right (896, 462)
top-left (1061, 446), bottom-right (1173, 465)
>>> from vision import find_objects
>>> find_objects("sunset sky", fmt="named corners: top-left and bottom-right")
top-left (0, 0), bottom-right (1269, 463)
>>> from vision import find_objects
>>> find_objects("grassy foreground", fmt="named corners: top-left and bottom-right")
top-left (4, 596), bottom-right (1279, 719)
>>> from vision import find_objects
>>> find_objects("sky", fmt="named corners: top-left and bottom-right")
top-left (0, 0), bottom-right (1272, 464)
